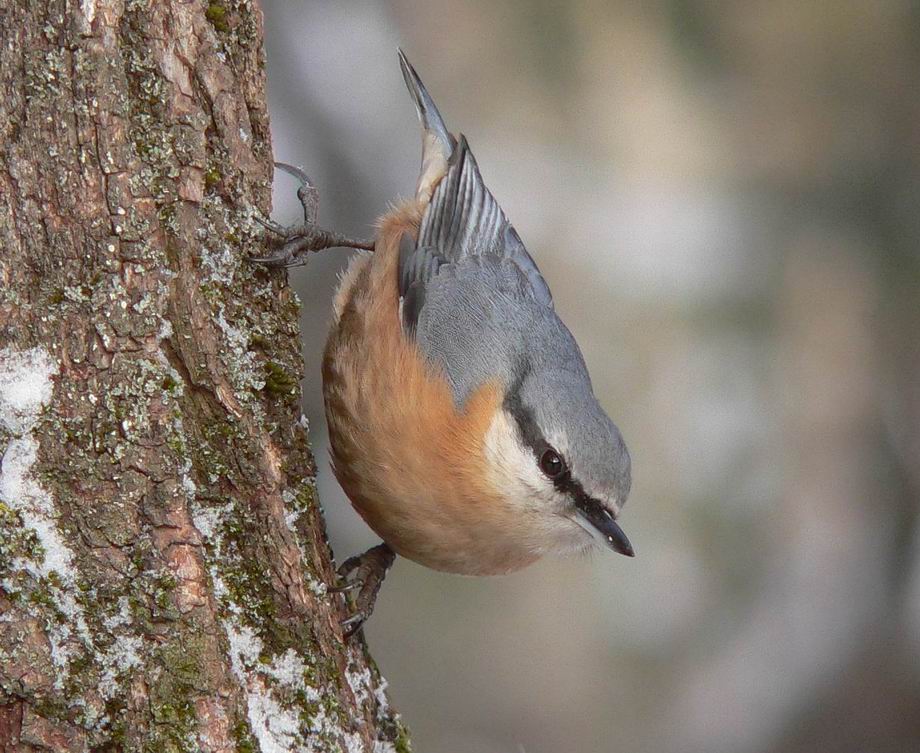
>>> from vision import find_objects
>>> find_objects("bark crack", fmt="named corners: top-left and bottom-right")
top-left (0, 2), bottom-right (407, 751)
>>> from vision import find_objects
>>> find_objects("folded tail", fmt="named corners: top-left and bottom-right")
top-left (398, 48), bottom-right (456, 202)
top-left (396, 50), bottom-right (554, 311)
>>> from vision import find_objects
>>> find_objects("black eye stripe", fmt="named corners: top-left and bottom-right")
top-left (503, 364), bottom-right (573, 485)
top-left (504, 360), bottom-right (604, 509)
top-left (502, 361), bottom-right (542, 449)
top-left (502, 360), bottom-right (613, 521)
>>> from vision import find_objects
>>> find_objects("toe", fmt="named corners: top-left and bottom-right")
top-left (328, 581), bottom-right (361, 594)
top-left (340, 612), bottom-right (368, 640)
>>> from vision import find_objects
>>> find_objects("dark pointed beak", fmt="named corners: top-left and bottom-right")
top-left (575, 497), bottom-right (635, 557)
top-left (600, 516), bottom-right (634, 557)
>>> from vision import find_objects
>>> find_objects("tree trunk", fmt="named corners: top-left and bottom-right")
top-left (0, 2), bottom-right (407, 751)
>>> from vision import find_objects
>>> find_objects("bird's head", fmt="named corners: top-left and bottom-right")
top-left (481, 349), bottom-right (634, 559)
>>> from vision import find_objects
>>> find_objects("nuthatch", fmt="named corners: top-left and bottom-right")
top-left (254, 51), bottom-right (633, 635)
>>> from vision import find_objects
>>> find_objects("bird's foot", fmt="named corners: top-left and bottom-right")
top-left (331, 543), bottom-right (395, 639)
top-left (248, 162), bottom-right (374, 268)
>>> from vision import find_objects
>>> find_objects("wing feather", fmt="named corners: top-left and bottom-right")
top-left (400, 137), bottom-right (553, 340)
top-left (396, 57), bottom-right (556, 403)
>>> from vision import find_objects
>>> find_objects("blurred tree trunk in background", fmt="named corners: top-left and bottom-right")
top-left (0, 2), bottom-right (406, 751)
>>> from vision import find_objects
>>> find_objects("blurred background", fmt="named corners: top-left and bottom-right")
top-left (260, 2), bottom-right (920, 751)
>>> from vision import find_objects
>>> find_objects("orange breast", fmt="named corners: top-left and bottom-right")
top-left (322, 203), bottom-right (540, 575)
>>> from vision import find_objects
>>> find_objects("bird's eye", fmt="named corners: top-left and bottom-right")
top-left (539, 449), bottom-right (566, 479)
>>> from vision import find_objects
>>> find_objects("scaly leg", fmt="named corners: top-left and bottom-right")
top-left (249, 162), bottom-right (374, 268)
top-left (332, 543), bottom-right (396, 639)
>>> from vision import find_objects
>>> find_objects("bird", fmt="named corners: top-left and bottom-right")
top-left (252, 50), bottom-right (633, 636)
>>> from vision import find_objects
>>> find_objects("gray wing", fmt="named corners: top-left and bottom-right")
top-left (399, 137), bottom-right (556, 401)
top-left (399, 137), bottom-right (552, 323)
top-left (413, 254), bottom-right (564, 405)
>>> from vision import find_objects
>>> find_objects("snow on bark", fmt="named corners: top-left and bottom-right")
top-left (0, 1), bottom-right (409, 750)
top-left (0, 347), bottom-right (94, 681)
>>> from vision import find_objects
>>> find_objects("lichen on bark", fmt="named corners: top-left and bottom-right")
top-left (0, 1), bottom-right (407, 751)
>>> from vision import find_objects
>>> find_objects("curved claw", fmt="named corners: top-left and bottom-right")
top-left (341, 612), bottom-right (368, 639)
top-left (274, 161), bottom-right (313, 185)
top-left (245, 253), bottom-right (293, 268)
top-left (273, 162), bottom-right (319, 224)
top-left (253, 214), bottom-right (288, 236)
top-left (328, 581), bottom-right (362, 594)
top-left (341, 613), bottom-right (365, 629)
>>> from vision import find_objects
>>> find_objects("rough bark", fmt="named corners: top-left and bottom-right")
top-left (0, 1), bottom-right (408, 751)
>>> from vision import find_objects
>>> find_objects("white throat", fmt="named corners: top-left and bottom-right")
top-left (481, 409), bottom-right (594, 555)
